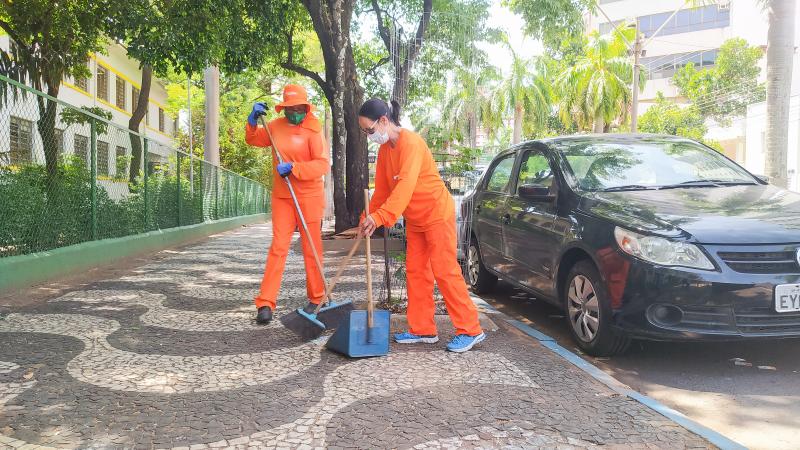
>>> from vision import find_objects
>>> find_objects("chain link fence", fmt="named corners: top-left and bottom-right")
top-left (0, 74), bottom-right (269, 258)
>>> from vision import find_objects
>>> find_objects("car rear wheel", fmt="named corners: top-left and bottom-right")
top-left (563, 261), bottom-right (630, 357)
top-left (466, 238), bottom-right (497, 294)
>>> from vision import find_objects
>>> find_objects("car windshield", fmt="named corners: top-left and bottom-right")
top-left (555, 139), bottom-right (757, 191)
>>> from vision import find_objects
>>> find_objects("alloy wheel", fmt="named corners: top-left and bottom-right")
top-left (468, 245), bottom-right (481, 286)
top-left (567, 275), bottom-right (600, 342)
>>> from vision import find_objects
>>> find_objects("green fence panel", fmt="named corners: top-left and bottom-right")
top-left (0, 74), bottom-right (270, 259)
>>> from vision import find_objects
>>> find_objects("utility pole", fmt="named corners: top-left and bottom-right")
top-left (187, 76), bottom-right (194, 191)
top-left (204, 66), bottom-right (221, 166)
top-left (630, 25), bottom-right (643, 133)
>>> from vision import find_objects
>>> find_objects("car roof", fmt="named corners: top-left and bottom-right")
top-left (536, 133), bottom-right (696, 147)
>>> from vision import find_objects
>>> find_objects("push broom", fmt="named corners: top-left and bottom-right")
top-left (257, 116), bottom-right (354, 339)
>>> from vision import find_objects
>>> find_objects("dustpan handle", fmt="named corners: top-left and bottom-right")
top-left (364, 189), bottom-right (374, 328)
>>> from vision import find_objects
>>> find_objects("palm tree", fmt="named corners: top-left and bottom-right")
top-left (492, 35), bottom-right (552, 144)
top-left (556, 29), bottom-right (645, 133)
top-left (442, 66), bottom-right (500, 148)
top-left (761, 0), bottom-right (796, 188)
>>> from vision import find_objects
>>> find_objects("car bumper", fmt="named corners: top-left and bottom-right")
top-left (608, 251), bottom-right (800, 341)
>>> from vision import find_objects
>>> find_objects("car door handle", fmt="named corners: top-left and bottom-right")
top-left (501, 213), bottom-right (511, 224)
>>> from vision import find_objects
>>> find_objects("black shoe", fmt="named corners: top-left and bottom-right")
top-left (256, 306), bottom-right (273, 324)
top-left (303, 302), bottom-right (321, 314)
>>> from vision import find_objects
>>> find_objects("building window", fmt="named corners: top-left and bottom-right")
top-left (132, 86), bottom-right (141, 112)
top-left (115, 146), bottom-right (128, 178)
top-left (97, 65), bottom-right (109, 101)
top-left (75, 75), bottom-right (89, 92)
top-left (638, 5), bottom-right (730, 38)
top-left (641, 48), bottom-right (719, 79)
top-left (97, 140), bottom-right (110, 176)
top-left (9, 116), bottom-right (33, 165)
top-left (116, 76), bottom-right (126, 110)
top-left (158, 108), bottom-right (165, 132)
top-left (74, 134), bottom-right (89, 166)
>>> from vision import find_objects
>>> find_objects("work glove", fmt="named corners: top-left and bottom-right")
top-left (277, 162), bottom-right (293, 178)
top-left (248, 102), bottom-right (268, 127)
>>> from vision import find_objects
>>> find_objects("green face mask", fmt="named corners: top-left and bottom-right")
top-left (286, 111), bottom-right (307, 125)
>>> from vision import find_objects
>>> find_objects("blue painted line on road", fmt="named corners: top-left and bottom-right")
top-left (474, 292), bottom-right (748, 450)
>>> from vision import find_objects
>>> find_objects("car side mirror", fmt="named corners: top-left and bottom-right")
top-left (755, 174), bottom-right (769, 184)
top-left (519, 184), bottom-right (555, 202)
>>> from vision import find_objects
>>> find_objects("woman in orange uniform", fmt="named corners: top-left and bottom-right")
top-left (245, 84), bottom-right (329, 324)
top-left (358, 99), bottom-right (485, 352)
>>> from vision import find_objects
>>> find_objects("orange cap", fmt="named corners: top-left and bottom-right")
top-left (275, 84), bottom-right (315, 113)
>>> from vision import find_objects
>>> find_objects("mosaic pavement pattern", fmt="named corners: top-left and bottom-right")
top-left (0, 223), bottom-right (713, 449)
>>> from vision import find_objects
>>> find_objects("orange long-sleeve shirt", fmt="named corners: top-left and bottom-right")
top-left (245, 116), bottom-right (329, 198)
top-left (368, 129), bottom-right (454, 232)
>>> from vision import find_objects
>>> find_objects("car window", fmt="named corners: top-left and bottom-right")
top-left (554, 139), bottom-right (756, 190)
top-left (485, 155), bottom-right (516, 193)
top-left (516, 150), bottom-right (554, 193)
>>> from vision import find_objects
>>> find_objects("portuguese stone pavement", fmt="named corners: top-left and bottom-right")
top-left (0, 223), bottom-right (714, 449)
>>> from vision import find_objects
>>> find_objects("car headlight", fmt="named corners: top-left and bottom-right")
top-left (614, 227), bottom-right (715, 270)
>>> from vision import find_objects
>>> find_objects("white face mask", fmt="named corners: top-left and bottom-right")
top-left (368, 129), bottom-right (390, 145)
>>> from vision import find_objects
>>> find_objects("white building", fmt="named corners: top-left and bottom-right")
top-left (1, 39), bottom-right (177, 178)
top-left (586, 0), bottom-right (770, 161)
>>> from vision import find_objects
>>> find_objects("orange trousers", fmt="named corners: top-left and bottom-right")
top-left (255, 196), bottom-right (325, 310)
top-left (405, 215), bottom-right (483, 336)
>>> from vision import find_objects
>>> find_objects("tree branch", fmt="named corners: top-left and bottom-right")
top-left (365, 56), bottom-right (390, 78)
top-left (0, 19), bottom-right (28, 50)
top-left (370, 0), bottom-right (392, 50)
top-left (407, 0), bottom-right (433, 67)
top-left (282, 25), bottom-right (331, 100)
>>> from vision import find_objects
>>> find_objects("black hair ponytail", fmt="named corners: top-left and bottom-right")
top-left (359, 98), bottom-right (401, 126)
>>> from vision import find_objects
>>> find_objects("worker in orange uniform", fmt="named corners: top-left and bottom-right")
top-left (245, 84), bottom-right (329, 325)
top-left (358, 98), bottom-right (485, 352)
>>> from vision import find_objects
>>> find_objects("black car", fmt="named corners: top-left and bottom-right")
top-left (461, 134), bottom-right (800, 356)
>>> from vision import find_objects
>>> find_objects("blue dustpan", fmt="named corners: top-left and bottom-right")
top-left (327, 188), bottom-right (390, 358)
top-left (326, 309), bottom-right (391, 357)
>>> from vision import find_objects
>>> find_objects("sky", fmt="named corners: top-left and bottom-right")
top-left (483, 1), bottom-right (543, 75)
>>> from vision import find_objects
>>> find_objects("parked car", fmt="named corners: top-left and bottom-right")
top-left (462, 134), bottom-right (800, 356)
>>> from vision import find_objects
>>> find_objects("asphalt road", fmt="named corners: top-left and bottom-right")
top-left (478, 280), bottom-right (800, 450)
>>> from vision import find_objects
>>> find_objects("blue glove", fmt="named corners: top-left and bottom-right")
top-left (248, 102), bottom-right (268, 127)
top-left (277, 162), bottom-right (293, 178)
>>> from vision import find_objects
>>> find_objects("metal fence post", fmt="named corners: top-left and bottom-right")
top-left (90, 119), bottom-right (97, 240)
top-left (177, 152), bottom-right (182, 226)
top-left (143, 139), bottom-right (149, 230)
top-left (234, 176), bottom-right (239, 217)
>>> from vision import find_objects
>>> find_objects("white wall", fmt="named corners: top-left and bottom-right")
top-left (0, 39), bottom-right (176, 176)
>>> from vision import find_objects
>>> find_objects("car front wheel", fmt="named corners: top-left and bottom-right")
top-left (466, 238), bottom-right (497, 294)
top-left (563, 260), bottom-right (630, 356)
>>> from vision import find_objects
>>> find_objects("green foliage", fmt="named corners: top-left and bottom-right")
top-left (639, 93), bottom-right (722, 151)
top-left (60, 106), bottom-right (113, 135)
top-left (107, 0), bottom-right (293, 77)
top-left (443, 146), bottom-right (482, 175)
top-left (673, 38), bottom-right (765, 126)
top-left (555, 29), bottom-right (644, 132)
top-left (504, 0), bottom-right (595, 52)
top-left (0, 158), bottom-right (265, 257)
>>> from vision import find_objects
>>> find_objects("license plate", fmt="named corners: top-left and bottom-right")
top-left (775, 284), bottom-right (800, 313)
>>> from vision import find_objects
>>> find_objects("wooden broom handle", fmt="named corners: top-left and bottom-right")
top-left (364, 189), bottom-right (374, 327)
top-left (323, 236), bottom-right (362, 300)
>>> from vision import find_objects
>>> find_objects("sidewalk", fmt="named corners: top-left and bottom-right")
top-left (0, 222), bottom-right (714, 449)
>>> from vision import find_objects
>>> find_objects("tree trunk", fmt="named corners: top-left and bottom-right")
top-left (468, 113), bottom-right (477, 149)
top-left (302, 0), bottom-right (367, 232)
top-left (513, 103), bottom-right (523, 144)
top-left (35, 84), bottom-right (60, 182)
top-left (374, 0), bottom-right (433, 108)
top-left (764, 0), bottom-right (796, 189)
top-left (593, 116), bottom-right (605, 134)
top-left (129, 65), bottom-right (152, 183)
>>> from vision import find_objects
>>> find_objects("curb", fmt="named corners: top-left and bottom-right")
top-left (470, 294), bottom-right (747, 450)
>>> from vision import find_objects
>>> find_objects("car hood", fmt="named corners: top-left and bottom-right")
top-left (580, 184), bottom-right (800, 244)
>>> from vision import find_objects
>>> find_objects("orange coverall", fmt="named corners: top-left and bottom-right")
top-left (367, 129), bottom-right (482, 336)
top-left (245, 115), bottom-right (329, 310)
